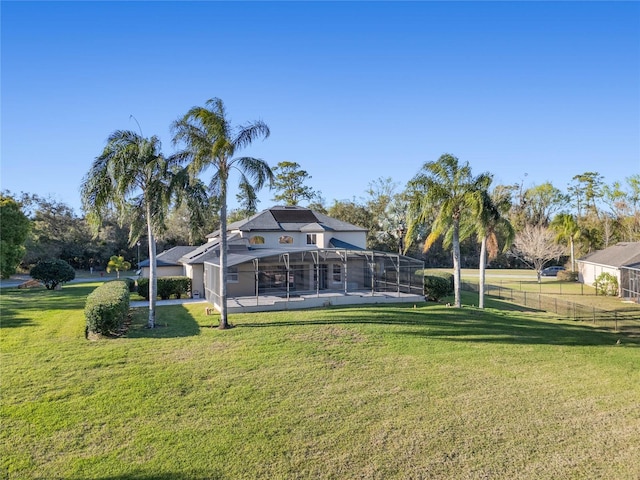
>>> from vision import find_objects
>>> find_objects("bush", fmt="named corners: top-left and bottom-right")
top-left (557, 270), bottom-right (578, 282)
top-left (424, 275), bottom-right (453, 301)
top-left (136, 276), bottom-right (191, 300)
top-left (594, 272), bottom-right (619, 296)
top-left (85, 281), bottom-right (130, 336)
top-left (30, 259), bottom-right (75, 290)
top-left (123, 277), bottom-right (137, 293)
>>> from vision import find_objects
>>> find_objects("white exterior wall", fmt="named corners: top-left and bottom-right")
top-left (578, 262), bottom-right (621, 295)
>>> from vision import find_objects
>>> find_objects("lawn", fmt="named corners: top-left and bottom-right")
top-left (2, 282), bottom-right (639, 479)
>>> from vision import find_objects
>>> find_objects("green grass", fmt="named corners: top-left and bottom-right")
top-left (2, 283), bottom-right (639, 479)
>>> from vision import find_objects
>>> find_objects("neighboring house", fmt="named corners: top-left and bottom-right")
top-left (139, 245), bottom-right (198, 278)
top-left (577, 242), bottom-right (640, 300)
top-left (140, 206), bottom-right (425, 312)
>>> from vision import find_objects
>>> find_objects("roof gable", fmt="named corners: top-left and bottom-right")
top-left (139, 246), bottom-right (197, 267)
top-left (210, 206), bottom-right (367, 237)
top-left (578, 242), bottom-right (640, 268)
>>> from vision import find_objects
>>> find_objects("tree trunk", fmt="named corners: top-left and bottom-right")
top-left (479, 235), bottom-right (487, 309)
top-left (570, 237), bottom-right (575, 272)
top-left (218, 179), bottom-right (230, 329)
top-left (452, 218), bottom-right (462, 308)
top-left (147, 205), bottom-right (157, 329)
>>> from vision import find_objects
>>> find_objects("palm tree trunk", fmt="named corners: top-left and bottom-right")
top-left (570, 237), bottom-right (575, 272)
top-left (219, 180), bottom-right (230, 329)
top-left (452, 218), bottom-right (462, 308)
top-left (146, 204), bottom-right (157, 329)
top-left (479, 235), bottom-right (487, 309)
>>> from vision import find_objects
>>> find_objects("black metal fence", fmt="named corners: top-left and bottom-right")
top-left (462, 281), bottom-right (640, 333)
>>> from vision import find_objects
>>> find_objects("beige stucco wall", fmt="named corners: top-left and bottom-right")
top-left (140, 265), bottom-right (185, 278)
top-left (242, 230), bottom-right (367, 250)
top-left (184, 264), bottom-right (204, 298)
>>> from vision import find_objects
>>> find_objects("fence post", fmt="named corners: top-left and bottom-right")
top-left (615, 312), bottom-right (618, 332)
top-left (592, 306), bottom-right (595, 324)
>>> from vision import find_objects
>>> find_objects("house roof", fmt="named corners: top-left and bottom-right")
top-left (208, 205), bottom-right (366, 238)
top-left (139, 246), bottom-right (198, 267)
top-left (578, 242), bottom-right (640, 268)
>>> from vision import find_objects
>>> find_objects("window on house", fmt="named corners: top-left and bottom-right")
top-left (333, 264), bottom-right (342, 283)
top-left (227, 266), bottom-right (238, 283)
top-left (279, 235), bottom-right (294, 244)
top-left (306, 234), bottom-right (317, 245)
top-left (250, 236), bottom-right (265, 245)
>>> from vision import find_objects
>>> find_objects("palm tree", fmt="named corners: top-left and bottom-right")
top-left (406, 154), bottom-right (491, 308)
top-left (81, 130), bottom-right (180, 328)
top-left (172, 98), bottom-right (273, 329)
top-left (475, 187), bottom-right (515, 309)
top-left (550, 213), bottom-right (580, 271)
top-left (107, 255), bottom-right (131, 279)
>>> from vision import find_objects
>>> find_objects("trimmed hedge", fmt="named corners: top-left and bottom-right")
top-left (424, 275), bottom-right (454, 301)
top-left (85, 281), bottom-right (130, 336)
top-left (557, 270), bottom-right (578, 282)
top-left (137, 276), bottom-right (192, 300)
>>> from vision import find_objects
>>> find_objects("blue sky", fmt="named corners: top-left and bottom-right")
top-left (2, 1), bottom-right (639, 215)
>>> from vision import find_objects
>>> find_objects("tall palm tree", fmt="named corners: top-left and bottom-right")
top-left (550, 213), bottom-right (580, 271)
top-left (406, 154), bottom-right (491, 308)
top-left (81, 130), bottom-right (180, 328)
top-left (172, 98), bottom-right (273, 329)
top-left (475, 187), bottom-right (515, 309)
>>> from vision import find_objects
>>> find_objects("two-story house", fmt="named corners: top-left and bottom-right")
top-left (141, 206), bottom-right (424, 312)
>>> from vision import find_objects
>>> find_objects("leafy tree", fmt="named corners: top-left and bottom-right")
top-left (522, 182), bottom-right (567, 226)
top-left (550, 213), bottom-right (580, 271)
top-left (16, 194), bottom-right (93, 269)
top-left (30, 259), bottom-right (75, 290)
top-left (81, 130), bottom-right (181, 328)
top-left (406, 154), bottom-right (491, 308)
top-left (510, 225), bottom-right (566, 282)
top-left (569, 171), bottom-right (604, 218)
top-left (327, 199), bottom-right (378, 245)
top-left (106, 255), bottom-right (132, 278)
top-left (271, 161), bottom-right (320, 206)
top-left (172, 98), bottom-right (273, 329)
top-left (0, 195), bottom-right (30, 278)
top-left (475, 186), bottom-right (514, 309)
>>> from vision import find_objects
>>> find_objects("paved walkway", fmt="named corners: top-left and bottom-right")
top-left (130, 298), bottom-right (209, 308)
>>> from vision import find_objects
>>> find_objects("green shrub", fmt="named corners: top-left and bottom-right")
top-left (85, 281), bottom-right (130, 336)
top-left (136, 276), bottom-right (191, 300)
top-left (424, 275), bottom-right (453, 301)
top-left (137, 277), bottom-right (149, 300)
top-left (594, 272), bottom-right (619, 296)
top-left (123, 277), bottom-right (136, 292)
top-left (30, 259), bottom-right (75, 290)
top-left (557, 270), bottom-right (578, 282)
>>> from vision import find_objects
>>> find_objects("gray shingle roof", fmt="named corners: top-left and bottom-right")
top-left (139, 246), bottom-right (198, 267)
top-left (208, 206), bottom-right (366, 238)
top-left (578, 242), bottom-right (640, 268)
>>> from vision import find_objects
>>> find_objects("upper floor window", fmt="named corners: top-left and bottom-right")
top-left (250, 236), bottom-right (265, 245)
top-left (306, 234), bottom-right (317, 245)
top-left (279, 235), bottom-right (294, 244)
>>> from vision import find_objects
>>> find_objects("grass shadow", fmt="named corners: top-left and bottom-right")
top-left (0, 283), bottom-right (100, 329)
top-left (237, 301), bottom-right (639, 348)
top-left (126, 304), bottom-right (201, 338)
